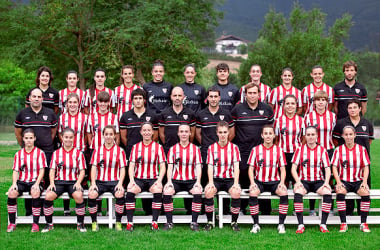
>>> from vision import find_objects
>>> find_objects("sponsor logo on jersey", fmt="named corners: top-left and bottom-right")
top-left (339, 90), bottom-right (344, 92)
top-left (149, 95), bottom-right (155, 103)
top-left (183, 114), bottom-right (188, 120)
top-left (228, 91), bottom-right (233, 97)
top-left (194, 90), bottom-right (199, 95)
top-left (259, 110), bottom-right (264, 115)
top-left (219, 115), bottom-right (224, 120)
top-left (362, 126), bottom-right (366, 131)
top-left (128, 118), bottom-right (133, 120)
top-left (43, 115), bottom-right (48, 121)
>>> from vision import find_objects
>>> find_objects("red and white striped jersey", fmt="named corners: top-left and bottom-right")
top-left (87, 111), bottom-right (119, 149)
top-left (206, 142), bottom-right (240, 179)
top-left (58, 88), bottom-right (85, 113)
top-left (58, 112), bottom-right (88, 152)
top-left (90, 144), bottom-right (127, 181)
top-left (248, 144), bottom-right (286, 182)
top-left (129, 141), bottom-right (166, 179)
top-left (239, 82), bottom-right (271, 103)
top-left (331, 144), bottom-right (370, 182)
top-left (268, 85), bottom-right (302, 119)
top-left (114, 84), bottom-right (141, 121)
top-left (274, 114), bottom-right (303, 153)
top-left (84, 87), bottom-right (116, 114)
top-left (167, 143), bottom-right (202, 181)
top-left (302, 83), bottom-right (334, 115)
top-left (303, 110), bottom-right (336, 150)
top-left (50, 147), bottom-right (86, 181)
top-left (292, 144), bottom-right (330, 181)
top-left (13, 147), bottom-right (47, 183)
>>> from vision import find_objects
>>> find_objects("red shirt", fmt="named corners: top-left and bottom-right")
top-left (58, 88), bottom-right (85, 113)
top-left (13, 147), bottom-right (47, 183)
top-left (167, 143), bottom-right (202, 181)
top-left (114, 84), bottom-right (141, 121)
top-left (84, 87), bottom-right (116, 114)
top-left (268, 85), bottom-right (302, 119)
top-left (50, 147), bottom-right (86, 181)
top-left (207, 142), bottom-right (240, 179)
top-left (304, 110), bottom-right (336, 150)
top-left (274, 114), bottom-right (303, 153)
top-left (87, 111), bottom-right (119, 149)
top-left (302, 82), bottom-right (334, 115)
top-left (59, 112), bottom-right (88, 151)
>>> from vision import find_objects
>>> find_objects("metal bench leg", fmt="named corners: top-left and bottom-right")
top-left (218, 195), bottom-right (223, 228)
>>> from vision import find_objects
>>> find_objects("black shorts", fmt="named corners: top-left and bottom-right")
top-left (135, 178), bottom-right (156, 192)
top-left (301, 180), bottom-right (324, 193)
top-left (342, 180), bottom-right (362, 193)
top-left (172, 180), bottom-right (196, 193)
top-left (16, 180), bottom-right (43, 195)
top-left (255, 180), bottom-right (280, 195)
top-left (54, 181), bottom-right (82, 198)
top-left (96, 180), bottom-right (118, 196)
top-left (214, 178), bottom-right (234, 192)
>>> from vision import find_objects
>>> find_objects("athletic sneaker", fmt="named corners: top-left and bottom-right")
top-left (339, 223), bottom-right (348, 233)
top-left (31, 223), bottom-right (39, 233)
top-left (163, 223), bottom-right (174, 231)
top-left (319, 224), bottom-right (329, 233)
top-left (77, 223), bottom-right (87, 232)
top-left (190, 222), bottom-right (200, 231)
top-left (151, 221), bottom-right (159, 231)
top-left (231, 222), bottom-right (240, 232)
top-left (7, 223), bottom-right (16, 233)
top-left (250, 224), bottom-right (261, 234)
top-left (115, 222), bottom-right (122, 231)
top-left (296, 224), bottom-right (305, 234)
top-left (126, 223), bottom-right (134, 232)
top-left (41, 224), bottom-right (54, 233)
top-left (92, 222), bottom-right (99, 232)
top-left (278, 224), bottom-right (286, 234)
top-left (360, 223), bottom-right (371, 233)
top-left (204, 222), bottom-right (214, 231)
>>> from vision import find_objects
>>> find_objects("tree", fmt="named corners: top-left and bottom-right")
top-left (1, 0), bottom-right (222, 89)
top-left (239, 4), bottom-right (353, 89)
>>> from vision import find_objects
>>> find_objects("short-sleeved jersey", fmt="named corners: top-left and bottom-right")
top-left (26, 87), bottom-right (59, 111)
top-left (248, 144), bottom-right (286, 182)
top-left (114, 84), bottom-right (141, 121)
top-left (50, 147), bottom-right (86, 181)
top-left (331, 144), bottom-right (370, 182)
top-left (143, 81), bottom-right (173, 114)
top-left (87, 111), bottom-right (119, 149)
top-left (129, 141), bottom-right (166, 179)
top-left (231, 102), bottom-right (274, 156)
top-left (304, 110), bottom-right (336, 150)
top-left (14, 107), bottom-right (58, 153)
top-left (274, 114), bottom-right (303, 153)
top-left (159, 106), bottom-right (196, 153)
top-left (119, 109), bottom-right (158, 156)
top-left (239, 82), bottom-right (271, 104)
top-left (302, 83), bottom-right (334, 115)
top-left (268, 85), bottom-right (302, 119)
top-left (58, 112), bottom-right (88, 152)
top-left (207, 142), bottom-right (240, 179)
top-left (58, 88), bottom-right (85, 113)
top-left (13, 147), bottom-right (47, 183)
top-left (179, 82), bottom-right (206, 113)
top-left (334, 80), bottom-right (368, 119)
top-left (90, 144), bottom-right (127, 181)
top-left (292, 144), bottom-right (330, 182)
top-left (210, 83), bottom-right (240, 111)
top-left (167, 143), bottom-right (202, 181)
top-left (333, 117), bottom-right (374, 155)
top-left (84, 87), bottom-right (116, 114)
top-left (195, 107), bottom-right (234, 157)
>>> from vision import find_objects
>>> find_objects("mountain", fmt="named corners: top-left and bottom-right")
top-left (216, 0), bottom-right (380, 51)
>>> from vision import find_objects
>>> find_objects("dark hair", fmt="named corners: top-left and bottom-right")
top-left (216, 63), bottom-right (229, 72)
top-left (152, 60), bottom-right (164, 71)
top-left (244, 83), bottom-right (260, 93)
top-left (261, 124), bottom-right (275, 134)
top-left (311, 65), bottom-right (323, 71)
top-left (178, 123), bottom-right (191, 131)
top-left (343, 60), bottom-right (357, 72)
top-left (120, 65), bottom-right (134, 85)
top-left (216, 121), bottom-right (229, 130)
top-left (102, 125), bottom-right (116, 135)
top-left (22, 128), bottom-right (35, 137)
top-left (61, 127), bottom-right (75, 136)
top-left (35, 66), bottom-right (53, 87)
top-left (305, 125), bottom-right (318, 134)
top-left (66, 70), bottom-right (78, 78)
top-left (342, 125), bottom-right (356, 134)
top-left (140, 121), bottom-right (154, 130)
top-left (97, 91), bottom-right (110, 102)
top-left (282, 67), bottom-right (294, 76)
top-left (207, 86), bottom-right (220, 96)
top-left (184, 63), bottom-right (196, 72)
top-left (90, 68), bottom-right (106, 101)
top-left (347, 98), bottom-right (361, 109)
top-left (284, 94), bottom-right (297, 103)
top-left (131, 88), bottom-right (146, 100)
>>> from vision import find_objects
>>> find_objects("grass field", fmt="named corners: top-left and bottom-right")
top-left (1, 141), bottom-right (380, 249)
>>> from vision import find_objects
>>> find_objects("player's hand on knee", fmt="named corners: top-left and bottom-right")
top-left (205, 183), bottom-right (215, 192)
top-left (9, 184), bottom-right (18, 192)
top-left (249, 183), bottom-right (257, 192)
top-left (360, 182), bottom-right (369, 191)
top-left (73, 183), bottom-right (83, 192)
top-left (153, 180), bottom-right (163, 189)
top-left (232, 183), bottom-right (241, 192)
top-left (89, 184), bottom-right (98, 192)
top-left (335, 182), bottom-right (345, 192)
top-left (322, 183), bottom-right (331, 191)
top-left (48, 184), bottom-right (56, 192)
top-left (191, 182), bottom-right (203, 194)
top-left (115, 184), bottom-right (124, 193)
top-left (278, 182), bottom-right (287, 191)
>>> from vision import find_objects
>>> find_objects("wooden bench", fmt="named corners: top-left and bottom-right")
top-left (217, 189), bottom-right (380, 228)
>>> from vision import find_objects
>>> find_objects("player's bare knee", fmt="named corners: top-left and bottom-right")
top-left (8, 190), bottom-right (19, 198)
top-left (31, 190), bottom-right (40, 199)
top-left (72, 192), bottom-right (83, 202)
top-left (88, 191), bottom-right (99, 199)
top-left (115, 191), bottom-right (124, 198)
top-left (45, 191), bottom-right (57, 201)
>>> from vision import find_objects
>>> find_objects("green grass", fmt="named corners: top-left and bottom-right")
top-left (1, 142), bottom-right (380, 249)
top-left (0, 132), bottom-right (16, 141)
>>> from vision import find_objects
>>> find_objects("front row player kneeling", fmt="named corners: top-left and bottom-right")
top-left (88, 125), bottom-right (127, 231)
top-left (7, 129), bottom-right (46, 233)
top-left (163, 124), bottom-right (203, 231)
top-left (42, 128), bottom-right (87, 233)
top-left (204, 121), bottom-right (241, 231)
top-left (248, 125), bottom-right (289, 234)
top-left (332, 125), bottom-right (371, 233)
top-left (291, 126), bottom-right (333, 234)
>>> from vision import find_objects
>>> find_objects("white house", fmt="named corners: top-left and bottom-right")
top-left (215, 35), bottom-right (249, 54)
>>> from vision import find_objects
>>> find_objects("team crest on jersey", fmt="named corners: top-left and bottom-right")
top-left (194, 90), bottom-right (199, 95)
top-left (355, 89), bottom-right (360, 94)
top-left (119, 97), bottom-right (124, 104)
top-left (219, 115), bottom-right (224, 120)
top-left (342, 160), bottom-right (348, 168)
top-left (278, 99), bottom-right (284, 105)
top-left (162, 88), bottom-right (167, 93)
top-left (258, 159), bottom-right (264, 167)
top-left (94, 124), bottom-right (99, 131)
top-left (26, 116), bottom-right (30, 119)
top-left (259, 110), bottom-right (264, 115)
top-left (309, 97), bottom-right (314, 103)
top-left (183, 114), bottom-right (188, 120)
top-left (362, 126), bottom-right (366, 131)
top-left (43, 115), bottom-right (48, 121)
top-left (228, 91), bottom-right (233, 97)
top-left (49, 93), bottom-right (54, 98)
top-left (146, 116), bottom-right (151, 121)
top-left (280, 127), bottom-right (288, 135)
top-left (302, 159), bottom-right (309, 167)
